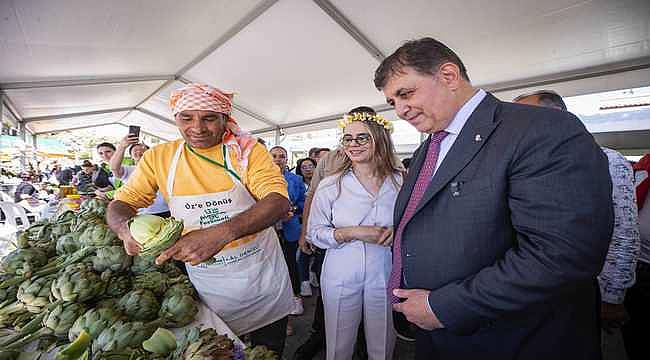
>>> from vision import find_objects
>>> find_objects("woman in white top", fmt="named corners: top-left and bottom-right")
top-left (309, 111), bottom-right (403, 360)
top-left (110, 135), bottom-right (170, 216)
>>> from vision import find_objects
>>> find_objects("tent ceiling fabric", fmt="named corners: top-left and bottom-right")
top-left (5, 80), bottom-right (165, 119)
top-left (1, 0), bottom-right (648, 138)
top-left (331, 0), bottom-right (650, 86)
top-left (185, 0), bottom-right (384, 125)
top-left (27, 111), bottom-right (129, 134)
top-left (0, 0), bottom-right (264, 81)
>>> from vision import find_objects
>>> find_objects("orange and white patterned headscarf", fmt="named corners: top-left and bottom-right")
top-left (169, 83), bottom-right (257, 177)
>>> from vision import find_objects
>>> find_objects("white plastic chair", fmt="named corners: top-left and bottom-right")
top-left (0, 191), bottom-right (12, 202)
top-left (0, 201), bottom-right (33, 231)
top-left (0, 201), bottom-right (33, 251)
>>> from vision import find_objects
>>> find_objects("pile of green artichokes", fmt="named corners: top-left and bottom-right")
top-left (0, 200), bottom-right (264, 359)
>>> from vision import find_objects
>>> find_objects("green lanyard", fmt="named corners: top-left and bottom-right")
top-left (185, 143), bottom-right (242, 182)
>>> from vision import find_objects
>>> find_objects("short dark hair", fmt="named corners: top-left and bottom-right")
top-left (269, 146), bottom-right (287, 155)
top-left (513, 90), bottom-right (567, 111)
top-left (96, 142), bottom-right (116, 151)
top-left (128, 143), bottom-right (149, 157)
top-left (308, 147), bottom-right (321, 158)
top-left (296, 157), bottom-right (317, 178)
top-left (347, 106), bottom-right (376, 116)
top-left (374, 37), bottom-right (469, 89)
top-left (81, 160), bottom-right (93, 168)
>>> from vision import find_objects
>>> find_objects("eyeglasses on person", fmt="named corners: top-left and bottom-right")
top-left (341, 133), bottom-right (371, 147)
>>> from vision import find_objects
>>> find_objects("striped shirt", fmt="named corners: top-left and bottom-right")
top-left (597, 148), bottom-right (641, 304)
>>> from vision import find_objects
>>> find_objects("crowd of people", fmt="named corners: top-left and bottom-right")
top-left (4, 36), bottom-right (649, 360)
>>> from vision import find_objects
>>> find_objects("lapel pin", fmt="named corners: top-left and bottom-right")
top-left (474, 134), bottom-right (482, 142)
top-left (450, 182), bottom-right (461, 197)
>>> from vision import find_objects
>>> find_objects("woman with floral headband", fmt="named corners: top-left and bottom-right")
top-left (309, 109), bottom-right (403, 360)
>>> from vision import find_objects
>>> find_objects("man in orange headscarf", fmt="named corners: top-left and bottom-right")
top-left (107, 83), bottom-right (295, 356)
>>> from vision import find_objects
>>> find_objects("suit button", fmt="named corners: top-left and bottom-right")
top-left (405, 253), bottom-right (412, 257)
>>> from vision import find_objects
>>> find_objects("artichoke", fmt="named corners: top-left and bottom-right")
top-left (43, 302), bottom-right (87, 337)
top-left (95, 298), bottom-right (120, 311)
top-left (0, 307), bottom-right (28, 328)
top-left (159, 292), bottom-right (198, 327)
top-left (16, 223), bottom-right (49, 247)
top-left (79, 198), bottom-right (107, 214)
top-left (93, 321), bottom-right (153, 354)
top-left (1, 248), bottom-right (48, 275)
top-left (182, 328), bottom-right (234, 360)
top-left (0, 275), bottom-right (55, 319)
top-left (133, 271), bottom-right (168, 296)
top-left (91, 246), bottom-right (132, 275)
top-left (17, 222), bottom-right (50, 243)
top-left (79, 224), bottom-right (119, 247)
top-left (164, 263), bottom-right (186, 277)
top-left (17, 275), bottom-right (56, 313)
top-left (0, 247), bottom-right (96, 292)
top-left (244, 346), bottom-right (278, 360)
top-left (164, 281), bottom-right (198, 300)
top-left (69, 307), bottom-right (120, 341)
top-left (56, 233), bottom-right (81, 255)
top-left (51, 264), bottom-right (104, 302)
top-left (16, 224), bottom-right (57, 256)
top-left (103, 275), bottom-right (132, 298)
top-left (51, 223), bottom-right (71, 240)
top-left (142, 328), bottom-right (177, 355)
top-left (129, 215), bottom-right (183, 257)
top-left (70, 215), bottom-right (103, 233)
top-left (54, 210), bottom-right (76, 225)
top-left (130, 255), bottom-right (176, 275)
top-left (133, 271), bottom-right (189, 297)
top-left (57, 330), bottom-right (91, 360)
top-left (117, 289), bottom-right (160, 322)
top-left (0, 275), bottom-right (19, 305)
top-left (10, 311), bottom-right (33, 330)
top-left (5, 302), bottom-right (86, 350)
top-left (0, 351), bottom-right (19, 360)
top-left (77, 198), bottom-right (108, 223)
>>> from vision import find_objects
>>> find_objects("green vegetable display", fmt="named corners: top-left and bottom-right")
top-left (0, 198), bottom-right (242, 358)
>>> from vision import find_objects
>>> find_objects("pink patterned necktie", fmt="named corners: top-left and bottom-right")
top-left (389, 131), bottom-right (448, 304)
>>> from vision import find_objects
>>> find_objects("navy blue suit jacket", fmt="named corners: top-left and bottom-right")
top-left (397, 93), bottom-right (613, 359)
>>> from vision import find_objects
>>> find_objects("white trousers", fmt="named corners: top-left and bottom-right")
top-left (321, 242), bottom-right (396, 360)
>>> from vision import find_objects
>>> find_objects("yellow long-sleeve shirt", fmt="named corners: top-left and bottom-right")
top-left (114, 139), bottom-right (288, 210)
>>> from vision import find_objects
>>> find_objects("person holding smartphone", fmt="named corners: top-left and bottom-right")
top-left (109, 132), bottom-right (170, 217)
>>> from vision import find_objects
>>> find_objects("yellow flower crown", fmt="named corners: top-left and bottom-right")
top-left (337, 112), bottom-right (393, 133)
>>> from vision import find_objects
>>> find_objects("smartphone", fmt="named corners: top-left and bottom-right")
top-left (128, 125), bottom-right (141, 139)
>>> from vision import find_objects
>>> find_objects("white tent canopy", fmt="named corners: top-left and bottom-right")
top-left (1, 0), bottom-right (649, 142)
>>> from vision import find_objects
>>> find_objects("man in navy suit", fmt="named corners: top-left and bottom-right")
top-left (375, 37), bottom-right (613, 359)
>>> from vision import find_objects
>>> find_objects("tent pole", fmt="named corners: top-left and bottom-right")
top-left (0, 75), bottom-right (175, 90)
top-left (312, 0), bottom-right (385, 61)
top-left (19, 122), bottom-right (26, 168)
